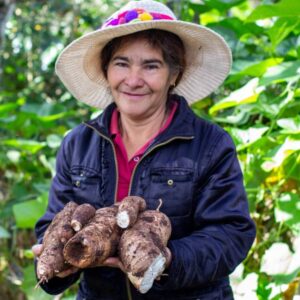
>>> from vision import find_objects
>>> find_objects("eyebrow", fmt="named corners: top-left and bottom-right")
top-left (112, 56), bottom-right (164, 66)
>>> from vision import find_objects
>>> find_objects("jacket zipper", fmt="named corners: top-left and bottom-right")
top-left (83, 122), bottom-right (119, 204)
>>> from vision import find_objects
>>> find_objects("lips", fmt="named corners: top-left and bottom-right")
top-left (121, 91), bottom-right (150, 99)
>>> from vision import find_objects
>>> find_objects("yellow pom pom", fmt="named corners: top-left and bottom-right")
top-left (139, 12), bottom-right (153, 21)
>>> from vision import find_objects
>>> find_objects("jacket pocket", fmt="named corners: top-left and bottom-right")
top-left (70, 166), bottom-right (101, 206)
top-left (145, 167), bottom-right (194, 217)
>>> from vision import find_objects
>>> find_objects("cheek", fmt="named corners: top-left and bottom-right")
top-left (107, 68), bottom-right (121, 88)
top-left (151, 78), bottom-right (171, 94)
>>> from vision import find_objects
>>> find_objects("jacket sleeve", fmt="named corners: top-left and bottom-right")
top-left (34, 135), bottom-right (81, 295)
top-left (155, 132), bottom-right (256, 290)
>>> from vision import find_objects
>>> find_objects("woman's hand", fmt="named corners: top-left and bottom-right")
top-left (32, 244), bottom-right (171, 279)
top-left (155, 247), bottom-right (172, 281)
top-left (165, 247), bottom-right (172, 268)
top-left (100, 256), bottom-right (126, 273)
top-left (31, 244), bottom-right (79, 278)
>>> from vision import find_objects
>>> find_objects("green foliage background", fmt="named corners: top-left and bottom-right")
top-left (0, 0), bottom-right (299, 299)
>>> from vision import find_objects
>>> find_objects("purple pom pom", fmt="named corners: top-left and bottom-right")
top-left (125, 10), bottom-right (139, 23)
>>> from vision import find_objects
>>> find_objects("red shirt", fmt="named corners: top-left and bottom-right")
top-left (110, 102), bottom-right (178, 201)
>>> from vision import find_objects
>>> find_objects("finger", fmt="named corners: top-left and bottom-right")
top-left (31, 244), bottom-right (43, 257)
top-left (102, 257), bottom-right (119, 266)
top-left (165, 248), bottom-right (172, 268)
top-left (56, 266), bottom-right (79, 278)
top-left (102, 257), bottom-right (126, 273)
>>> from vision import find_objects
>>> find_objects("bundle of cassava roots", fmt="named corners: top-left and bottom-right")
top-left (36, 196), bottom-right (171, 294)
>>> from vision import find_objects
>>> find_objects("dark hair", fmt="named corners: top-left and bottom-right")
top-left (101, 29), bottom-right (186, 86)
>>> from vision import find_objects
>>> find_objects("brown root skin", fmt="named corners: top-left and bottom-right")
top-left (116, 196), bottom-right (147, 229)
top-left (118, 210), bottom-right (172, 293)
top-left (71, 203), bottom-right (96, 232)
top-left (64, 206), bottom-right (122, 268)
top-left (134, 210), bottom-right (172, 245)
top-left (37, 201), bottom-right (78, 282)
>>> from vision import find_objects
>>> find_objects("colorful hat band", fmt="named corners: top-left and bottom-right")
top-left (102, 8), bottom-right (174, 28)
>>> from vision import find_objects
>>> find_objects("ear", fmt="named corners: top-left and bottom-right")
top-left (169, 71), bottom-right (179, 87)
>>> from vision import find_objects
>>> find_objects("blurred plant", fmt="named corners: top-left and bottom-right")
top-left (0, 0), bottom-right (299, 299)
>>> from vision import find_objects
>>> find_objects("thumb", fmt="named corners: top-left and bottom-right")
top-left (32, 244), bottom-right (43, 257)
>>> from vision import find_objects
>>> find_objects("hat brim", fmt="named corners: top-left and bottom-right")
top-left (55, 20), bottom-right (232, 109)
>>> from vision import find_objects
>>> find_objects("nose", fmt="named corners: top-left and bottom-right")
top-left (124, 67), bottom-right (144, 88)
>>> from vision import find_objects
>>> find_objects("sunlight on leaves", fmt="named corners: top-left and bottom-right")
top-left (275, 193), bottom-right (300, 233)
top-left (277, 116), bottom-right (300, 134)
top-left (209, 78), bottom-right (264, 115)
top-left (233, 272), bottom-right (258, 300)
top-left (1, 139), bottom-right (46, 154)
top-left (259, 61), bottom-right (300, 86)
top-left (260, 243), bottom-right (292, 275)
top-left (261, 138), bottom-right (300, 171)
top-left (231, 58), bottom-right (283, 77)
top-left (228, 126), bottom-right (269, 151)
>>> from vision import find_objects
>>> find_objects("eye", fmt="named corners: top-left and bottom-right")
top-left (145, 64), bottom-right (159, 70)
top-left (115, 62), bottom-right (128, 68)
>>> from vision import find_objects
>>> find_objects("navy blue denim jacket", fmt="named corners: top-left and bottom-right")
top-left (35, 96), bottom-right (256, 300)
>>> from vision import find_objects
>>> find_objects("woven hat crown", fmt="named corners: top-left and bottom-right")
top-left (102, 0), bottom-right (177, 28)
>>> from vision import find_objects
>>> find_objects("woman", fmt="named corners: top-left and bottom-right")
top-left (33, 1), bottom-right (256, 299)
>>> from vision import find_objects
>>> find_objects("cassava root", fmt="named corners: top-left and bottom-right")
top-left (118, 209), bottom-right (172, 294)
top-left (116, 196), bottom-right (146, 229)
top-left (63, 206), bottom-right (122, 268)
top-left (36, 197), bottom-right (172, 295)
top-left (36, 201), bottom-right (78, 283)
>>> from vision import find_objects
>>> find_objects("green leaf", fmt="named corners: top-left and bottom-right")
top-left (0, 226), bottom-right (11, 238)
top-left (46, 134), bottom-right (62, 148)
top-left (13, 193), bottom-right (48, 229)
top-left (261, 138), bottom-right (300, 171)
top-left (259, 61), bottom-right (300, 86)
top-left (6, 150), bottom-right (21, 163)
top-left (1, 139), bottom-right (46, 154)
top-left (41, 43), bottom-right (64, 70)
top-left (215, 17), bottom-right (263, 38)
top-left (275, 193), bottom-right (300, 232)
top-left (228, 126), bottom-right (269, 151)
top-left (214, 109), bottom-right (250, 125)
top-left (246, 0), bottom-right (300, 22)
top-left (209, 78), bottom-right (264, 115)
top-left (231, 58), bottom-right (283, 77)
top-left (0, 103), bottom-right (19, 116)
top-left (20, 102), bottom-right (66, 117)
top-left (273, 266), bottom-right (300, 284)
top-left (277, 116), bottom-right (300, 134)
top-left (268, 17), bottom-right (300, 50)
top-left (203, 0), bottom-right (246, 11)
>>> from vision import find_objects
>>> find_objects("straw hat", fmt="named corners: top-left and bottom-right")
top-left (55, 0), bottom-right (232, 109)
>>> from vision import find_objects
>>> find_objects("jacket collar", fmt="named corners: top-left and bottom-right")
top-left (84, 95), bottom-right (195, 140)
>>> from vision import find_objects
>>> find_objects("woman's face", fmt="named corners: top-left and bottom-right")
top-left (107, 39), bottom-right (177, 120)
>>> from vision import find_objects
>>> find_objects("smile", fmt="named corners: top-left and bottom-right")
top-left (121, 92), bottom-right (149, 98)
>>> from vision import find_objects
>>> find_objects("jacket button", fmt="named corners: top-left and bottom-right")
top-left (75, 180), bottom-right (81, 187)
top-left (167, 179), bottom-right (174, 186)
top-left (133, 156), bottom-right (140, 162)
